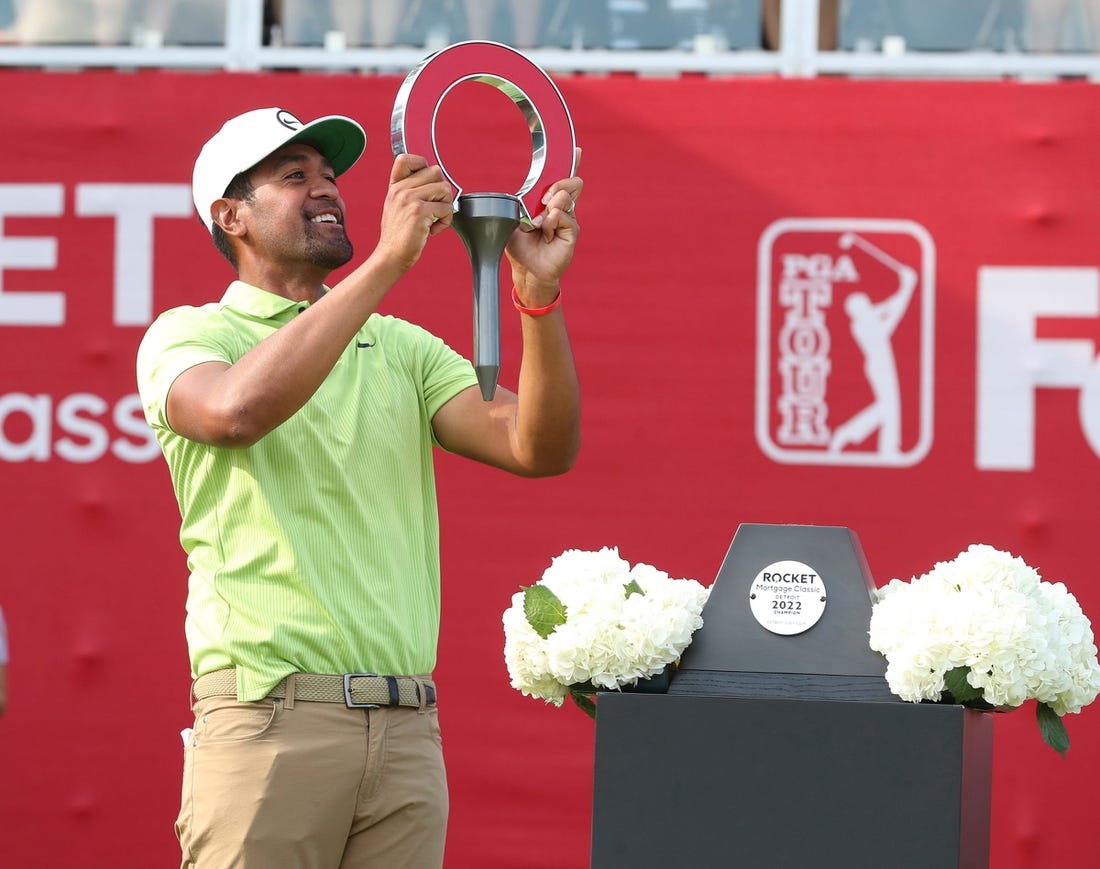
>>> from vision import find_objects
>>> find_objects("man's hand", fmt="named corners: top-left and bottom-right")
top-left (376, 154), bottom-right (455, 275)
top-left (507, 148), bottom-right (584, 306)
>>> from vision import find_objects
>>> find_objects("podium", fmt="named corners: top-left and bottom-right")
top-left (590, 525), bottom-right (993, 868)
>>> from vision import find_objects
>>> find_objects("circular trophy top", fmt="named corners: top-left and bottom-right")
top-left (391, 40), bottom-right (577, 225)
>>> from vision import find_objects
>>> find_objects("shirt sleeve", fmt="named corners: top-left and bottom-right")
top-left (135, 305), bottom-right (237, 432)
top-left (416, 327), bottom-right (480, 421)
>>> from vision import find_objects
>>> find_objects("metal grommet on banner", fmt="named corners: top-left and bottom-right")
top-left (390, 39), bottom-right (577, 226)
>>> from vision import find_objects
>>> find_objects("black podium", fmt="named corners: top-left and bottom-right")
top-left (590, 525), bottom-right (993, 869)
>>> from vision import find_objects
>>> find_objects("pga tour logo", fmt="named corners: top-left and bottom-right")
top-left (755, 218), bottom-right (935, 467)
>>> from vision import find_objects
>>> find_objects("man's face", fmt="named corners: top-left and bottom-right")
top-left (240, 143), bottom-right (353, 271)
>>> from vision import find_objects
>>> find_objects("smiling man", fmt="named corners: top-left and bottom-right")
top-left (136, 107), bottom-right (582, 869)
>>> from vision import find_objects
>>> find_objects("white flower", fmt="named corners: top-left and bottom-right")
top-left (869, 544), bottom-right (1100, 718)
top-left (502, 547), bottom-right (710, 706)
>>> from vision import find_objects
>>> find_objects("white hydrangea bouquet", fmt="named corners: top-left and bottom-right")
top-left (869, 544), bottom-right (1100, 755)
top-left (503, 547), bottom-right (710, 718)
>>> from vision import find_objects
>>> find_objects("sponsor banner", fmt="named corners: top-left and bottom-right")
top-left (1, 69), bottom-right (1099, 869)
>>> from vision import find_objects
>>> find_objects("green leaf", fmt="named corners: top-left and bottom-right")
top-left (623, 579), bottom-right (645, 599)
top-left (943, 667), bottom-right (985, 705)
top-left (1037, 702), bottom-right (1070, 757)
top-left (570, 688), bottom-right (597, 720)
top-left (523, 584), bottom-right (567, 639)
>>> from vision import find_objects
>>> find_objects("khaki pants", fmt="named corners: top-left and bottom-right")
top-left (176, 692), bottom-right (448, 868)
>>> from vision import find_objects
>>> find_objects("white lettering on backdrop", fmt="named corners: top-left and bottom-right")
top-left (0, 182), bottom-right (191, 463)
top-left (977, 266), bottom-right (1100, 471)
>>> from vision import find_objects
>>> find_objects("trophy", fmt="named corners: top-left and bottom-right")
top-left (391, 41), bottom-right (577, 400)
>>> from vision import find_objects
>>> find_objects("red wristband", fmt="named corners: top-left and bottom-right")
top-left (512, 286), bottom-right (562, 316)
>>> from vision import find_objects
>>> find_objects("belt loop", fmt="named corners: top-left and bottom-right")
top-left (284, 673), bottom-right (296, 709)
top-left (413, 676), bottom-right (428, 712)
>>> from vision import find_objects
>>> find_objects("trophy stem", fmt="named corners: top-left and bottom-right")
top-left (451, 193), bottom-right (522, 401)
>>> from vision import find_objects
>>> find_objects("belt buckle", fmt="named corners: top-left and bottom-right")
top-left (343, 673), bottom-right (381, 709)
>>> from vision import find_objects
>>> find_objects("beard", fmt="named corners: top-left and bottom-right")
top-left (303, 220), bottom-right (354, 270)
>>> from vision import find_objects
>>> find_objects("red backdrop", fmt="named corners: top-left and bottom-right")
top-left (1, 68), bottom-right (1099, 868)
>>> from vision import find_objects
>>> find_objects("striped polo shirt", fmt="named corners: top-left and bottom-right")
top-left (137, 281), bottom-right (478, 701)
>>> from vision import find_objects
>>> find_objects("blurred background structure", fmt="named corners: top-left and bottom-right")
top-left (1, 1), bottom-right (1100, 76)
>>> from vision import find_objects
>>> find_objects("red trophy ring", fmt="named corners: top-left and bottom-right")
top-left (391, 40), bottom-right (578, 400)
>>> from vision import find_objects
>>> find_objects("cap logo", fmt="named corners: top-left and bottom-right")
top-left (276, 110), bottom-right (302, 131)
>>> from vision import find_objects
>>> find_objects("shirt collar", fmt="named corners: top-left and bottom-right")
top-left (220, 280), bottom-right (325, 320)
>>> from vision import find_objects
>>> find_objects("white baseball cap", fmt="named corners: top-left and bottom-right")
top-left (192, 107), bottom-right (367, 233)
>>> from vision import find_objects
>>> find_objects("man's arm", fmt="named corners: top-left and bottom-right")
top-left (432, 164), bottom-right (583, 477)
top-left (166, 155), bottom-right (454, 448)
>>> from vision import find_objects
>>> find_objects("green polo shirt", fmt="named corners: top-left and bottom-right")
top-left (137, 281), bottom-right (478, 700)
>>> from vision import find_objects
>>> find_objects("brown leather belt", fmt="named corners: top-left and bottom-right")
top-left (192, 669), bottom-right (436, 708)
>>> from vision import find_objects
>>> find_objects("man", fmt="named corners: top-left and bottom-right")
top-left (136, 107), bottom-right (582, 868)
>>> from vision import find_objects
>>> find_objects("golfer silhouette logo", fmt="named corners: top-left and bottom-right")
top-left (755, 218), bottom-right (935, 468)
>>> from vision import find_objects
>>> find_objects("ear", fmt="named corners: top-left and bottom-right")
top-left (210, 198), bottom-right (248, 238)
